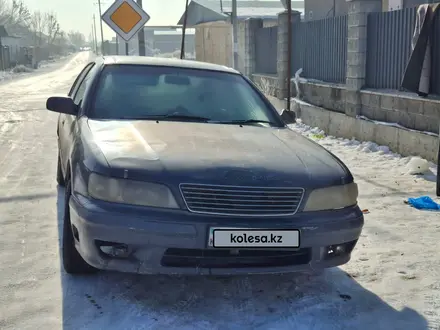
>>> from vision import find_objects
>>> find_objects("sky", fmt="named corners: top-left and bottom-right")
top-left (24, 0), bottom-right (187, 40)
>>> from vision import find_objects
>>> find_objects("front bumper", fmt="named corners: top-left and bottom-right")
top-left (69, 194), bottom-right (364, 275)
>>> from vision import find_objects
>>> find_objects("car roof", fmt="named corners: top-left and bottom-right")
top-left (99, 56), bottom-right (240, 74)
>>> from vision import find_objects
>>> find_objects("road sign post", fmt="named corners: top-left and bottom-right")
top-left (101, 0), bottom-right (150, 50)
top-left (136, 0), bottom-right (146, 56)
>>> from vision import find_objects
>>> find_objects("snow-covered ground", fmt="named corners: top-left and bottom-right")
top-left (0, 52), bottom-right (438, 330)
top-left (0, 53), bottom-right (77, 84)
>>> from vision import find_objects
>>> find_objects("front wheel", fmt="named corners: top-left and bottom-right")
top-left (62, 180), bottom-right (98, 274)
top-left (56, 152), bottom-right (65, 186)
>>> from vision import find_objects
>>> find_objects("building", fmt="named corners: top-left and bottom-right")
top-left (146, 28), bottom-right (195, 54)
top-left (303, 0), bottom-right (347, 20)
top-left (0, 25), bottom-right (23, 67)
top-left (385, 0), bottom-right (437, 11)
top-left (111, 27), bottom-right (195, 56)
top-left (177, 0), bottom-right (304, 71)
top-left (303, 0), bottom-right (437, 21)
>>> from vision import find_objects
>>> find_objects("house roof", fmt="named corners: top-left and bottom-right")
top-left (177, 0), bottom-right (303, 26)
top-left (177, 0), bottom-right (229, 26)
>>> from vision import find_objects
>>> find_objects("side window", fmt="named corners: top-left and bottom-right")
top-left (73, 66), bottom-right (95, 105)
top-left (68, 63), bottom-right (95, 97)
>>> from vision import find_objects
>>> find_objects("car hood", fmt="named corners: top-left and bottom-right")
top-left (87, 120), bottom-right (349, 188)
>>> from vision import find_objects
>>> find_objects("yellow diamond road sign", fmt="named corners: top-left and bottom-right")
top-left (102, 0), bottom-right (150, 42)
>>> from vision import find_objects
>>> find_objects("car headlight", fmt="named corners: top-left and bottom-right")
top-left (88, 173), bottom-right (179, 208)
top-left (303, 182), bottom-right (358, 212)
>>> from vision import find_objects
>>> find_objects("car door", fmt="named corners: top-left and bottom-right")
top-left (59, 63), bottom-right (95, 172)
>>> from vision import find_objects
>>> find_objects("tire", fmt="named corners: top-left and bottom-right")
top-left (62, 180), bottom-right (98, 274)
top-left (56, 153), bottom-right (65, 186)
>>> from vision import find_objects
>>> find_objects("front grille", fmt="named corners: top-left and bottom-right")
top-left (179, 183), bottom-right (304, 216)
top-left (161, 248), bottom-right (311, 268)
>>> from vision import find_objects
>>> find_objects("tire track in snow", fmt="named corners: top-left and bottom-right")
top-left (0, 52), bottom-right (90, 330)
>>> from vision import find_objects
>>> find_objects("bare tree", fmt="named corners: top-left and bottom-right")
top-left (29, 10), bottom-right (44, 46)
top-left (44, 11), bottom-right (59, 46)
top-left (67, 30), bottom-right (86, 48)
top-left (53, 30), bottom-right (68, 51)
top-left (0, 0), bottom-right (9, 23)
top-left (10, 0), bottom-right (30, 26)
top-left (0, 0), bottom-right (30, 28)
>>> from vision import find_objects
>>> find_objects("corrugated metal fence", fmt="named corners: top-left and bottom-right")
top-left (365, 8), bottom-right (416, 90)
top-left (255, 26), bottom-right (278, 74)
top-left (291, 16), bottom-right (348, 83)
top-left (0, 46), bottom-right (11, 70)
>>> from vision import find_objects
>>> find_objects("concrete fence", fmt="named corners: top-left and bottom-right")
top-left (241, 0), bottom-right (439, 162)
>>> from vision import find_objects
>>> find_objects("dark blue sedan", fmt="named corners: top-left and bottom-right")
top-left (47, 56), bottom-right (363, 275)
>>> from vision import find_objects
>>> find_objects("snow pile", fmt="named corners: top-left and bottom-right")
top-left (0, 70), bottom-right (14, 81)
top-left (288, 120), bottom-right (438, 177)
top-left (405, 157), bottom-right (431, 175)
top-left (11, 65), bottom-right (34, 74)
top-left (292, 121), bottom-right (326, 138)
top-left (0, 66), bottom-right (35, 82)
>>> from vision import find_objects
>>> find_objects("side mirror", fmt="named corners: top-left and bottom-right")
top-left (280, 109), bottom-right (296, 124)
top-left (46, 96), bottom-right (78, 115)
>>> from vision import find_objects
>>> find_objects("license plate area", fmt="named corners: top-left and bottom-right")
top-left (208, 227), bottom-right (300, 249)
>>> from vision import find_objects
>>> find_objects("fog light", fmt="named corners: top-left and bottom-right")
top-left (99, 243), bottom-right (130, 258)
top-left (335, 245), bottom-right (345, 253)
top-left (326, 244), bottom-right (345, 257)
top-left (325, 240), bottom-right (358, 260)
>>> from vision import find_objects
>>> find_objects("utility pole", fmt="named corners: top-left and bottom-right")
top-left (0, 36), bottom-right (3, 70)
top-left (98, 0), bottom-right (105, 55)
top-left (180, 0), bottom-right (189, 59)
top-left (116, 33), bottom-right (119, 55)
top-left (91, 24), bottom-right (94, 52)
top-left (286, 0), bottom-right (292, 111)
top-left (93, 15), bottom-right (98, 54)
top-left (231, 0), bottom-right (238, 69)
top-left (137, 0), bottom-right (146, 55)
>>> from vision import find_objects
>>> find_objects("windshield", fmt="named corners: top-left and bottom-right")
top-left (90, 65), bottom-right (283, 126)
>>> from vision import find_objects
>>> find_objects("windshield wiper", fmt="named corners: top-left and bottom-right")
top-left (214, 119), bottom-right (278, 126)
top-left (161, 114), bottom-right (211, 121)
